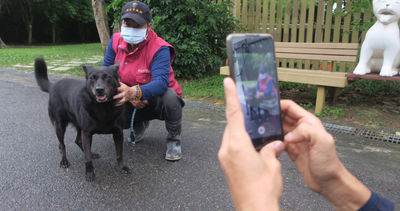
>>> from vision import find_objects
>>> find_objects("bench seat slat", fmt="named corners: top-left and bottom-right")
top-left (277, 68), bottom-right (348, 87)
top-left (219, 66), bottom-right (348, 88)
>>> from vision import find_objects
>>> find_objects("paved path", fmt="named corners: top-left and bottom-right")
top-left (0, 68), bottom-right (399, 210)
top-left (11, 55), bottom-right (103, 71)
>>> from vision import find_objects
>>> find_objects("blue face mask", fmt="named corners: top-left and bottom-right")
top-left (120, 26), bottom-right (147, 44)
top-left (260, 73), bottom-right (267, 80)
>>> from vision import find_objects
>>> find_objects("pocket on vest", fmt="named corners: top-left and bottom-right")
top-left (136, 72), bottom-right (152, 85)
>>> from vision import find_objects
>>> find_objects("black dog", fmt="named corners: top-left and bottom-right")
top-left (34, 58), bottom-right (129, 182)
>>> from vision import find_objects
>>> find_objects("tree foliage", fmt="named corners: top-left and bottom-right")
top-left (0, 0), bottom-right (94, 44)
top-left (326, 0), bottom-right (374, 33)
top-left (107, 0), bottom-right (239, 79)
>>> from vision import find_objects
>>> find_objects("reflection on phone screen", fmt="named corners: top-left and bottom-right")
top-left (231, 35), bottom-right (283, 146)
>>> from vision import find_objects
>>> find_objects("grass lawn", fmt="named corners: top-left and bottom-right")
top-left (0, 43), bottom-right (103, 67)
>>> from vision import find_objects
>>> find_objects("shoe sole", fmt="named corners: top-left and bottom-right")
top-left (165, 155), bottom-right (182, 161)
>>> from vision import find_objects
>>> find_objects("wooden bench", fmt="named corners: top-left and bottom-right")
top-left (220, 42), bottom-right (359, 114)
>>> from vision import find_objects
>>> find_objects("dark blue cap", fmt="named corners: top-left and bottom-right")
top-left (121, 1), bottom-right (152, 26)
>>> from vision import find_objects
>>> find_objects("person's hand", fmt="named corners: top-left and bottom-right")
top-left (113, 82), bottom-right (136, 106)
top-left (218, 77), bottom-right (285, 211)
top-left (281, 100), bottom-right (371, 210)
top-left (130, 100), bottom-right (149, 109)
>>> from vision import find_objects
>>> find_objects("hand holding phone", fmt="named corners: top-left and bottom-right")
top-left (226, 33), bottom-right (284, 150)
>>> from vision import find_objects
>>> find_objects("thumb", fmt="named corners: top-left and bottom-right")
top-left (260, 141), bottom-right (285, 159)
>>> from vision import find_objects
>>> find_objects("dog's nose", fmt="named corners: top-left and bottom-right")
top-left (95, 87), bottom-right (105, 94)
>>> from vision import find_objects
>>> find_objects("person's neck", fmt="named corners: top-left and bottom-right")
top-left (128, 43), bottom-right (138, 52)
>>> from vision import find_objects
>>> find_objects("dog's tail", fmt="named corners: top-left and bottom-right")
top-left (34, 58), bottom-right (52, 93)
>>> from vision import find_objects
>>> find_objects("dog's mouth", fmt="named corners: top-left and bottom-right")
top-left (378, 9), bottom-right (394, 16)
top-left (96, 95), bottom-right (108, 102)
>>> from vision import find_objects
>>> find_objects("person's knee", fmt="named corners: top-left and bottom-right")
top-left (161, 88), bottom-right (184, 108)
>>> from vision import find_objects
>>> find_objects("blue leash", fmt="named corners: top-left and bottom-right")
top-left (130, 107), bottom-right (137, 150)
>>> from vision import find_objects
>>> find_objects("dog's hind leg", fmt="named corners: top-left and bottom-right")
top-left (54, 119), bottom-right (70, 168)
top-left (74, 129), bottom-right (100, 159)
top-left (113, 130), bottom-right (130, 174)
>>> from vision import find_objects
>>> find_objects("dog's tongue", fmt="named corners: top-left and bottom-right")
top-left (96, 95), bottom-right (106, 101)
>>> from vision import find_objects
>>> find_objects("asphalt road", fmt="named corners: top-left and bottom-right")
top-left (0, 68), bottom-right (399, 210)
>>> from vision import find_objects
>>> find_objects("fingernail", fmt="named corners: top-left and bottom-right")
top-left (274, 142), bottom-right (284, 152)
top-left (284, 132), bottom-right (293, 141)
top-left (223, 78), bottom-right (229, 86)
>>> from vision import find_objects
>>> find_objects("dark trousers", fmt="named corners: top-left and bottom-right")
top-left (123, 88), bottom-right (185, 138)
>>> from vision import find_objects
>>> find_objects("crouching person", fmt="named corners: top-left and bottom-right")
top-left (103, 1), bottom-right (184, 161)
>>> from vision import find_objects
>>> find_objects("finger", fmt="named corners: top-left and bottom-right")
top-left (113, 92), bottom-right (124, 100)
top-left (280, 100), bottom-right (311, 122)
top-left (218, 126), bottom-right (230, 159)
top-left (223, 78), bottom-right (246, 132)
top-left (284, 123), bottom-right (311, 144)
top-left (260, 141), bottom-right (285, 159)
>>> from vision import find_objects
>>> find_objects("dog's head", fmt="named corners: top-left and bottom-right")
top-left (82, 63), bottom-right (120, 103)
top-left (373, 0), bottom-right (400, 24)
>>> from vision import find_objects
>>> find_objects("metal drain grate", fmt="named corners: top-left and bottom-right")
top-left (323, 123), bottom-right (400, 144)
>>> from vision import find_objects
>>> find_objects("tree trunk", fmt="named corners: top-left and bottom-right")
top-left (92, 0), bottom-right (110, 54)
top-left (52, 23), bottom-right (56, 44)
top-left (113, 22), bottom-right (120, 34)
top-left (0, 37), bottom-right (6, 48)
top-left (28, 23), bottom-right (32, 45)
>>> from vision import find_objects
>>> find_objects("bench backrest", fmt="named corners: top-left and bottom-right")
top-left (275, 42), bottom-right (359, 62)
top-left (275, 42), bottom-right (359, 71)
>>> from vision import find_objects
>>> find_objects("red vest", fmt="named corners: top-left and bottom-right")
top-left (112, 29), bottom-right (182, 96)
top-left (258, 74), bottom-right (277, 94)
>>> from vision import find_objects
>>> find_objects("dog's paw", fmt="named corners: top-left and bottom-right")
top-left (353, 65), bottom-right (369, 75)
top-left (120, 166), bottom-right (131, 174)
top-left (91, 153), bottom-right (101, 159)
top-left (380, 66), bottom-right (398, 77)
top-left (85, 172), bottom-right (96, 182)
top-left (59, 159), bottom-right (70, 168)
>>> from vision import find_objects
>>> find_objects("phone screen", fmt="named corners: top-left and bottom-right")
top-left (227, 34), bottom-right (283, 149)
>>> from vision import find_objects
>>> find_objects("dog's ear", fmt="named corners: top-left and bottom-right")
top-left (112, 62), bottom-right (120, 73)
top-left (82, 64), bottom-right (91, 79)
top-left (111, 62), bottom-right (120, 80)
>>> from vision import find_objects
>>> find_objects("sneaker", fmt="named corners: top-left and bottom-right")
top-left (134, 121), bottom-right (149, 143)
top-left (165, 138), bottom-right (182, 161)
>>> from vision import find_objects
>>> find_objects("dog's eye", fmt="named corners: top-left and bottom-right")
top-left (103, 74), bottom-right (111, 80)
top-left (90, 75), bottom-right (98, 80)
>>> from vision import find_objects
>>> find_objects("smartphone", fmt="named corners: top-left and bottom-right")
top-left (226, 33), bottom-right (284, 150)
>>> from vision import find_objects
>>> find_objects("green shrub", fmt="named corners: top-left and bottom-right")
top-left (107, 0), bottom-right (239, 79)
top-left (343, 79), bottom-right (400, 97)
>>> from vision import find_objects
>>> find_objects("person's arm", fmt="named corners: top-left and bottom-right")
top-left (103, 35), bottom-right (116, 66)
top-left (139, 46), bottom-right (170, 100)
top-left (219, 77), bottom-right (285, 211)
top-left (281, 100), bottom-right (378, 211)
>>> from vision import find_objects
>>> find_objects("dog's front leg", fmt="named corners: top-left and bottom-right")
top-left (354, 41), bottom-right (373, 75)
top-left (82, 132), bottom-right (95, 182)
top-left (113, 130), bottom-right (130, 174)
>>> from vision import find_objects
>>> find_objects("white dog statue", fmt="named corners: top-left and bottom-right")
top-left (353, 0), bottom-right (400, 76)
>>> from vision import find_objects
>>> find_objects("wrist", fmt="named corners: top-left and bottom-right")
top-left (235, 195), bottom-right (279, 211)
top-left (128, 85), bottom-right (142, 101)
top-left (232, 182), bottom-right (280, 211)
top-left (321, 165), bottom-right (371, 211)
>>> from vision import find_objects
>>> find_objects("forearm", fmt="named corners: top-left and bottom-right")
top-left (321, 164), bottom-right (371, 211)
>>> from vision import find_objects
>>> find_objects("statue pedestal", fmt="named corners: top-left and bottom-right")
top-left (346, 73), bottom-right (400, 81)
